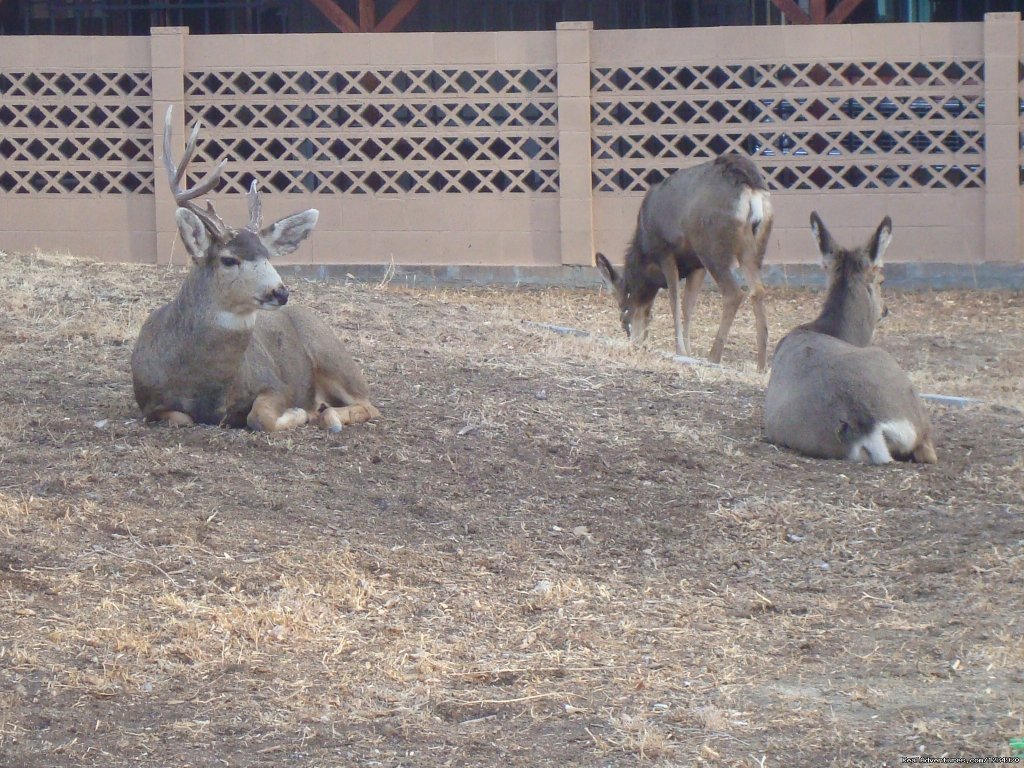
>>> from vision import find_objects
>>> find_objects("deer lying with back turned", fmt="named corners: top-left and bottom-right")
top-left (764, 212), bottom-right (936, 464)
top-left (596, 153), bottom-right (774, 371)
top-left (131, 107), bottom-right (379, 432)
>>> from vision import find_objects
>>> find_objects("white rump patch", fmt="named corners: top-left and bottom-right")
top-left (734, 189), bottom-right (752, 223)
top-left (848, 419), bottom-right (917, 464)
top-left (735, 189), bottom-right (768, 227)
top-left (214, 310), bottom-right (257, 332)
top-left (748, 190), bottom-right (767, 226)
top-left (880, 419), bottom-right (918, 453)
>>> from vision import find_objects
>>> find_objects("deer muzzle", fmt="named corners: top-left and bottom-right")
top-left (262, 285), bottom-right (290, 307)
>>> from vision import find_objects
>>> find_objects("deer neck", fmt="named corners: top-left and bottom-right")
top-left (171, 268), bottom-right (257, 365)
top-left (623, 252), bottom-right (666, 299)
top-left (806, 275), bottom-right (876, 347)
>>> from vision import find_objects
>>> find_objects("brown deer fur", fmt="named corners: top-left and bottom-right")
top-left (596, 153), bottom-right (774, 371)
top-left (764, 212), bottom-right (937, 464)
top-left (131, 108), bottom-right (378, 433)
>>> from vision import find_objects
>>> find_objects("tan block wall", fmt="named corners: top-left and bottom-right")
top-left (0, 35), bottom-right (155, 260)
top-left (595, 191), bottom-right (987, 266)
top-left (171, 29), bottom-right (561, 267)
top-left (0, 17), bottom-right (1020, 272)
top-left (589, 20), bottom-right (997, 267)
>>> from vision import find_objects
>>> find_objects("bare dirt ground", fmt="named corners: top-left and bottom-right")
top-left (1, 250), bottom-right (1022, 768)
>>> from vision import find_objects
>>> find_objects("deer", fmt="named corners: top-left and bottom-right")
top-left (131, 106), bottom-right (379, 433)
top-left (764, 212), bottom-right (937, 464)
top-left (595, 153), bottom-right (774, 371)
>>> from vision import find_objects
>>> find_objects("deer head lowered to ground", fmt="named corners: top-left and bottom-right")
top-left (596, 153), bottom-right (774, 371)
top-left (764, 212), bottom-right (937, 464)
top-left (131, 106), bottom-right (379, 432)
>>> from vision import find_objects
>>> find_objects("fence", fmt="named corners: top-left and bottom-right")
top-left (0, 14), bottom-right (1021, 277)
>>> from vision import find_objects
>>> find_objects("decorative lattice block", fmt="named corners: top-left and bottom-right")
top-left (183, 67), bottom-right (560, 194)
top-left (0, 70), bottom-right (154, 194)
top-left (591, 60), bottom-right (985, 192)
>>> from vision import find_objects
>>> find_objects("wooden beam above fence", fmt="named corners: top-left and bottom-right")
top-left (305, 0), bottom-right (359, 33)
top-left (358, 0), bottom-right (375, 30)
top-left (305, 0), bottom-right (423, 33)
top-left (770, 0), bottom-right (869, 24)
top-left (825, 0), bottom-right (869, 23)
top-left (376, 0), bottom-right (422, 33)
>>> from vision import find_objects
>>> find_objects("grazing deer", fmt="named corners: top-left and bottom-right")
top-left (131, 107), bottom-right (379, 433)
top-left (596, 153), bottom-right (774, 371)
top-left (764, 212), bottom-right (937, 464)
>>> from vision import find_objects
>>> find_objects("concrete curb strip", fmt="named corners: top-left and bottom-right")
top-left (286, 262), bottom-right (1024, 292)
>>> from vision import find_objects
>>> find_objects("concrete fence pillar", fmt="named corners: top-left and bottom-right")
top-left (983, 12), bottom-right (1022, 262)
top-left (150, 26), bottom-right (189, 265)
top-left (555, 20), bottom-right (595, 266)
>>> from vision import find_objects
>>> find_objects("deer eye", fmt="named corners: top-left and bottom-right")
top-left (220, 256), bottom-right (240, 268)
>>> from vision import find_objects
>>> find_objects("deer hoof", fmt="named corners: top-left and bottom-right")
top-left (164, 411), bottom-right (195, 427)
top-left (320, 406), bottom-right (344, 432)
top-left (272, 407), bottom-right (308, 431)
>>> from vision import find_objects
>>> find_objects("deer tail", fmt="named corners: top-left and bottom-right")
top-left (738, 187), bottom-right (771, 238)
top-left (748, 190), bottom-right (765, 227)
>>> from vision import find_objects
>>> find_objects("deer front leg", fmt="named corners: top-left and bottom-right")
top-left (313, 369), bottom-right (379, 433)
top-left (149, 410), bottom-right (195, 427)
top-left (913, 438), bottom-right (938, 464)
top-left (659, 255), bottom-right (685, 356)
top-left (319, 401), bottom-right (380, 433)
top-left (246, 392), bottom-right (309, 432)
top-left (681, 267), bottom-right (706, 356)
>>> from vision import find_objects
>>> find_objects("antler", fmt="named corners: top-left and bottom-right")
top-left (246, 179), bottom-right (263, 232)
top-left (162, 105), bottom-right (231, 243)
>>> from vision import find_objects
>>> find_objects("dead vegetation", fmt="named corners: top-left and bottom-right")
top-left (0, 249), bottom-right (1023, 767)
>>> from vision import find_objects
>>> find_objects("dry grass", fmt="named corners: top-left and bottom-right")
top-left (0, 249), bottom-right (1022, 767)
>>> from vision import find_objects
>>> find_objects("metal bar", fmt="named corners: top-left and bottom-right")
top-left (524, 321), bottom-right (985, 406)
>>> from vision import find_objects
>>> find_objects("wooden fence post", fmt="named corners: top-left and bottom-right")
top-left (983, 12), bottom-right (1022, 263)
top-left (150, 26), bottom-right (189, 265)
top-left (555, 20), bottom-right (595, 266)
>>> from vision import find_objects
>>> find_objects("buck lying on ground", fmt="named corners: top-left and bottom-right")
top-left (764, 212), bottom-right (937, 464)
top-left (131, 107), bottom-right (379, 433)
top-left (596, 153), bottom-right (774, 371)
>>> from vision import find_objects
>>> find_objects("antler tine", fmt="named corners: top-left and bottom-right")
top-left (162, 107), bottom-right (200, 197)
top-left (180, 158), bottom-right (227, 204)
top-left (162, 105), bottom-right (180, 194)
top-left (173, 119), bottom-right (202, 187)
top-left (167, 121), bottom-right (226, 205)
top-left (162, 105), bottom-right (232, 241)
top-left (246, 179), bottom-right (263, 232)
top-left (204, 199), bottom-right (229, 235)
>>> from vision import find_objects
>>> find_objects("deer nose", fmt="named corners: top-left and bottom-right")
top-left (269, 285), bottom-right (289, 306)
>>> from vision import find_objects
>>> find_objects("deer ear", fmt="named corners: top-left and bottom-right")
top-left (869, 216), bottom-right (892, 266)
top-left (263, 209), bottom-right (319, 257)
top-left (595, 253), bottom-right (621, 294)
top-left (175, 207), bottom-right (211, 264)
top-left (809, 211), bottom-right (837, 269)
